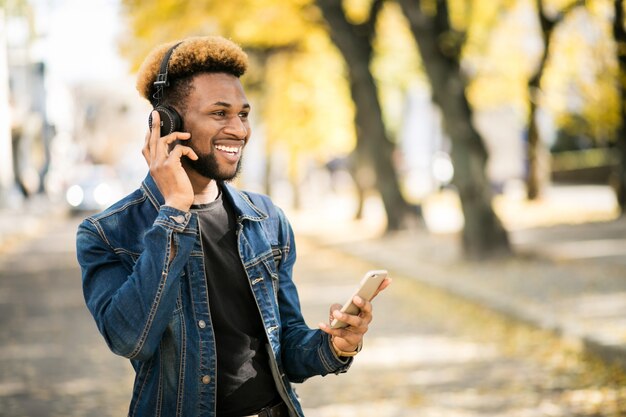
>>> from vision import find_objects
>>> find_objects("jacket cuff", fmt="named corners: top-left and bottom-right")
top-left (154, 206), bottom-right (196, 233)
top-left (320, 333), bottom-right (353, 374)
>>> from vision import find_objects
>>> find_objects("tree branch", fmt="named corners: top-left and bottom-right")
top-left (434, 0), bottom-right (451, 34)
top-left (316, 0), bottom-right (375, 61)
top-left (614, 0), bottom-right (626, 42)
top-left (537, 0), bottom-right (586, 37)
top-left (362, 0), bottom-right (386, 39)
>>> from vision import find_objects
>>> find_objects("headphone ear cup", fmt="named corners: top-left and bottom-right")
top-left (148, 105), bottom-right (183, 137)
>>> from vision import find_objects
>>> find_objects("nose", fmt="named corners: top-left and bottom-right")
top-left (224, 115), bottom-right (248, 139)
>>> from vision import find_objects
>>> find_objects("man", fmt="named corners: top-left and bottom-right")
top-left (76, 36), bottom-right (390, 417)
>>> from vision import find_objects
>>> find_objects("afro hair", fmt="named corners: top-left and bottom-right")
top-left (136, 36), bottom-right (248, 104)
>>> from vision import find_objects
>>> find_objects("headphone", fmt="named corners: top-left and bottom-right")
top-left (148, 42), bottom-right (184, 137)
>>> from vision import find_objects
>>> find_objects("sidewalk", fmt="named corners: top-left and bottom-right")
top-left (288, 186), bottom-right (626, 371)
top-left (3, 186), bottom-right (626, 372)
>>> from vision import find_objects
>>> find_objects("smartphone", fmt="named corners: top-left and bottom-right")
top-left (330, 270), bottom-right (388, 329)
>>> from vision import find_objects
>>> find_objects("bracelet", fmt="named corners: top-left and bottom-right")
top-left (331, 337), bottom-right (362, 357)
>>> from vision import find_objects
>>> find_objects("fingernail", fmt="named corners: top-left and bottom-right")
top-left (333, 310), bottom-right (342, 318)
top-left (354, 296), bottom-right (363, 305)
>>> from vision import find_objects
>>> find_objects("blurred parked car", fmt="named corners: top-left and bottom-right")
top-left (65, 164), bottom-right (124, 213)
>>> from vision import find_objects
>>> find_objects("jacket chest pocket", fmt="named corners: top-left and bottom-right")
top-left (255, 254), bottom-right (279, 301)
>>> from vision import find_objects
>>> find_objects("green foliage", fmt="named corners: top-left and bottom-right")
top-left (120, 0), bottom-right (429, 168)
top-left (120, 0), bottom-right (624, 169)
top-left (542, 1), bottom-right (620, 144)
top-left (262, 31), bottom-right (356, 160)
top-left (371, 2), bottom-right (424, 139)
top-left (461, 0), bottom-right (620, 147)
top-left (465, 0), bottom-right (538, 112)
top-left (120, 0), bottom-right (355, 166)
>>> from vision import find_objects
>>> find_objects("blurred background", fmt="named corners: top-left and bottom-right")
top-left (2, 0), bottom-right (626, 415)
top-left (2, 0), bottom-right (625, 244)
top-left (0, 0), bottom-right (626, 247)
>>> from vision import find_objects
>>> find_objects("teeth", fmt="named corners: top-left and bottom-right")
top-left (215, 145), bottom-right (240, 154)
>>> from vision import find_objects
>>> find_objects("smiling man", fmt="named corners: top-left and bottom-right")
top-left (76, 36), bottom-right (390, 417)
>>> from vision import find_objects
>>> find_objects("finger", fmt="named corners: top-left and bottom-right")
top-left (318, 323), bottom-right (364, 347)
top-left (149, 111), bottom-right (160, 163)
top-left (318, 322), bottom-right (357, 338)
top-left (318, 322), bottom-right (338, 337)
top-left (353, 296), bottom-right (373, 321)
top-left (331, 308), bottom-right (366, 330)
top-left (169, 143), bottom-right (199, 161)
top-left (155, 131), bottom-right (191, 161)
top-left (162, 131), bottom-right (191, 151)
top-left (142, 127), bottom-right (151, 165)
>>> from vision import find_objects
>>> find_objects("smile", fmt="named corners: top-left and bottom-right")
top-left (215, 144), bottom-right (241, 155)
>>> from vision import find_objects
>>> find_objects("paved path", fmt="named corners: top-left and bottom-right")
top-left (0, 216), bottom-right (133, 417)
top-left (1, 216), bottom-right (625, 415)
top-left (293, 238), bottom-right (626, 416)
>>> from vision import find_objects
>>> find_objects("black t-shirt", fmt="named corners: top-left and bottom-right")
top-left (192, 191), bottom-right (279, 416)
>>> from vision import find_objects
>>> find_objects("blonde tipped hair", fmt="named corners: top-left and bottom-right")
top-left (136, 36), bottom-right (248, 103)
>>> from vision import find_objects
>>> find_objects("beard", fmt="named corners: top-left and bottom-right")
top-left (185, 149), bottom-right (243, 182)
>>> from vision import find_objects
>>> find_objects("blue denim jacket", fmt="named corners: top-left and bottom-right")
top-left (76, 175), bottom-right (352, 417)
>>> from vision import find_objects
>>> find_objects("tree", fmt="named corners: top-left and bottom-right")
top-left (396, 0), bottom-right (511, 258)
top-left (314, 0), bottom-right (419, 231)
top-left (526, 0), bottom-right (586, 200)
top-left (122, 0), bottom-right (417, 230)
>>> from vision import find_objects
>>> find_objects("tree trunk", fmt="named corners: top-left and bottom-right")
top-left (316, 0), bottom-right (418, 231)
top-left (526, 0), bottom-right (556, 200)
top-left (528, 0), bottom-right (586, 199)
top-left (613, 0), bottom-right (626, 213)
top-left (527, 75), bottom-right (544, 200)
top-left (398, 0), bottom-right (510, 258)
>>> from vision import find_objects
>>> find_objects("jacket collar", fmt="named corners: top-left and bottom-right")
top-left (141, 173), bottom-right (266, 222)
top-left (222, 183), bottom-right (267, 222)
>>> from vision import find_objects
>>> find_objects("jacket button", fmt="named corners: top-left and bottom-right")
top-left (202, 375), bottom-right (211, 384)
top-left (198, 320), bottom-right (206, 329)
top-left (169, 215), bottom-right (186, 224)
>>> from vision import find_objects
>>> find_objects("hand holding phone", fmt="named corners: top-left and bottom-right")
top-left (330, 270), bottom-right (388, 329)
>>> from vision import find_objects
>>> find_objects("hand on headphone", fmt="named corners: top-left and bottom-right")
top-left (143, 111), bottom-right (198, 212)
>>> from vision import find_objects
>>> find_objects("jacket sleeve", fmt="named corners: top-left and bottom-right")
top-left (274, 209), bottom-right (353, 382)
top-left (76, 205), bottom-right (197, 361)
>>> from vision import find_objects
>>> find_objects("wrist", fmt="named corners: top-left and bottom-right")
top-left (331, 337), bottom-right (362, 357)
top-left (164, 199), bottom-right (191, 212)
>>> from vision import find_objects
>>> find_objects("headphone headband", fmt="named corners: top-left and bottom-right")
top-left (152, 41), bottom-right (183, 104)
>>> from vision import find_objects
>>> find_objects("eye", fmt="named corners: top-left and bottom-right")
top-left (212, 110), bottom-right (226, 117)
top-left (238, 111), bottom-right (249, 120)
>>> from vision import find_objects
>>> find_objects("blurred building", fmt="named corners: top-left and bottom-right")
top-left (1, 3), bottom-right (53, 206)
top-left (0, 9), bottom-right (13, 207)
top-left (0, 0), bottom-right (154, 211)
